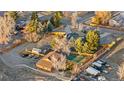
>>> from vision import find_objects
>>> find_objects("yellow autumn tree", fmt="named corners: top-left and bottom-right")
top-left (50, 11), bottom-right (63, 28)
top-left (91, 11), bottom-right (111, 25)
top-left (23, 12), bottom-right (42, 42)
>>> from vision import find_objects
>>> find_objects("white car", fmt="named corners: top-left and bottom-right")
top-left (98, 76), bottom-right (106, 81)
top-left (92, 62), bottom-right (102, 67)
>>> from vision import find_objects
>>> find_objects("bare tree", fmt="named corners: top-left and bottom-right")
top-left (51, 37), bottom-right (70, 55)
top-left (72, 64), bottom-right (80, 75)
top-left (50, 53), bottom-right (66, 71)
top-left (0, 13), bottom-right (15, 45)
top-left (71, 12), bottom-right (78, 29)
top-left (117, 62), bottom-right (124, 80)
top-left (95, 11), bottom-right (111, 25)
top-left (23, 31), bottom-right (41, 42)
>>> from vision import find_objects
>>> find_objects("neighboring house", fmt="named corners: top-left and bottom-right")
top-left (113, 12), bottom-right (124, 27)
top-left (109, 19), bottom-right (120, 27)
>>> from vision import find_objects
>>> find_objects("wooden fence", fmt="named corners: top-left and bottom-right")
top-left (80, 45), bottom-right (109, 71)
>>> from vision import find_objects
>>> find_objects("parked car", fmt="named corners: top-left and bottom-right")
top-left (98, 60), bottom-right (107, 65)
top-left (28, 54), bottom-right (35, 58)
top-left (92, 62), bottom-right (102, 68)
top-left (66, 32), bottom-right (79, 40)
top-left (103, 70), bottom-right (109, 74)
top-left (20, 53), bottom-right (29, 58)
top-left (99, 60), bottom-right (110, 68)
top-left (72, 77), bottom-right (80, 81)
top-left (32, 48), bottom-right (42, 54)
top-left (92, 65), bottom-right (103, 72)
top-left (40, 45), bottom-right (52, 54)
top-left (80, 77), bottom-right (85, 81)
top-left (97, 76), bottom-right (106, 81)
top-left (33, 55), bottom-right (40, 59)
top-left (89, 77), bottom-right (97, 81)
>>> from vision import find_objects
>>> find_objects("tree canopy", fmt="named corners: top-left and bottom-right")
top-left (74, 30), bottom-right (100, 54)
top-left (23, 12), bottom-right (41, 42)
top-left (74, 37), bottom-right (84, 54)
top-left (7, 11), bottom-right (19, 21)
top-left (25, 12), bottom-right (39, 33)
top-left (50, 11), bottom-right (63, 28)
top-left (0, 12), bottom-right (15, 44)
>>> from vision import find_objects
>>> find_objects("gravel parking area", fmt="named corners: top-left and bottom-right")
top-left (0, 58), bottom-right (60, 81)
top-left (0, 43), bottom-right (36, 67)
top-left (0, 42), bottom-right (63, 81)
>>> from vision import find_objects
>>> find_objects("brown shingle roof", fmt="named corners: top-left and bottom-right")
top-left (36, 59), bottom-right (53, 72)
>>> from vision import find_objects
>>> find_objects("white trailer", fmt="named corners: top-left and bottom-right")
top-left (86, 67), bottom-right (100, 76)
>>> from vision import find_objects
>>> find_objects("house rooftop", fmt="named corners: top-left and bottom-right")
top-left (36, 59), bottom-right (53, 72)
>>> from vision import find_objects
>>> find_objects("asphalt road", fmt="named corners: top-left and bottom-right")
top-left (98, 27), bottom-right (124, 35)
top-left (81, 12), bottom-right (95, 22)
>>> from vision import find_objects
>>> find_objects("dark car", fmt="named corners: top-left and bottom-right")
top-left (28, 54), bottom-right (35, 58)
top-left (20, 53), bottom-right (29, 58)
top-left (33, 55), bottom-right (40, 59)
top-left (40, 45), bottom-right (52, 54)
top-left (98, 60), bottom-right (107, 65)
top-left (66, 33), bottom-right (79, 40)
top-left (16, 25), bottom-right (24, 31)
top-left (72, 77), bottom-right (80, 81)
top-left (92, 65), bottom-right (104, 72)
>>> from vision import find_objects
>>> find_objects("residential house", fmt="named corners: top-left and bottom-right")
top-left (36, 58), bottom-right (53, 72)
top-left (36, 51), bottom-right (67, 72)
